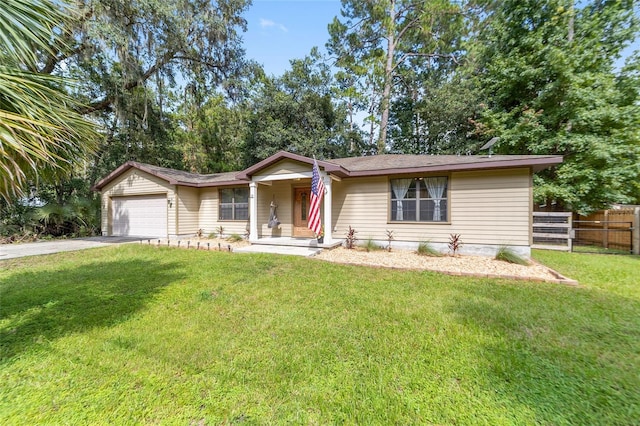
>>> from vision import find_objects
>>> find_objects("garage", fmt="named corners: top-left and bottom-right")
top-left (112, 194), bottom-right (168, 237)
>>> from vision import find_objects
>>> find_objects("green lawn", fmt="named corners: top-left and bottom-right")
top-left (1, 246), bottom-right (638, 424)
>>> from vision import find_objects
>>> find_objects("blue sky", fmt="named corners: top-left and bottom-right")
top-left (242, 0), bottom-right (342, 76)
top-left (241, 0), bottom-right (638, 76)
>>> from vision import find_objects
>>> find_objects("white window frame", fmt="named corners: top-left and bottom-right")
top-left (389, 177), bottom-right (449, 223)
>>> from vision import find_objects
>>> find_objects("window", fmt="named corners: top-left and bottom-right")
top-left (390, 177), bottom-right (448, 222)
top-left (219, 187), bottom-right (249, 220)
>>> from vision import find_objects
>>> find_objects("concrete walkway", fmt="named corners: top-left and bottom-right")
top-left (0, 236), bottom-right (140, 260)
top-left (234, 244), bottom-right (322, 257)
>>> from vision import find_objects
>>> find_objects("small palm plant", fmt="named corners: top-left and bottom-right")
top-left (345, 226), bottom-right (357, 249)
top-left (448, 233), bottom-right (463, 256)
top-left (385, 229), bottom-right (394, 252)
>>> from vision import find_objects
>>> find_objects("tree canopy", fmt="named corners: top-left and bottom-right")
top-left (473, 0), bottom-right (639, 213)
top-left (44, 0), bottom-right (251, 113)
top-left (244, 49), bottom-right (354, 166)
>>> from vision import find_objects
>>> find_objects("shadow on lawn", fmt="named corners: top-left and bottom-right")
top-left (0, 257), bottom-right (183, 363)
top-left (445, 283), bottom-right (640, 423)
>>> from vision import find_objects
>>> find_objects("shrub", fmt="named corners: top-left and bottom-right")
top-left (495, 246), bottom-right (530, 265)
top-left (417, 241), bottom-right (441, 257)
top-left (226, 233), bottom-right (243, 242)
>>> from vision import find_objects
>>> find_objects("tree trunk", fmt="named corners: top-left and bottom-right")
top-left (566, 1), bottom-right (574, 133)
top-left (348, 100), bottom-right (356, 152)
top-left (368, 83), bottom-right (377, 149)
top-left (568, 1), bottom-right (574, 44)
top-left (378, 0), bottom-right (396, 154)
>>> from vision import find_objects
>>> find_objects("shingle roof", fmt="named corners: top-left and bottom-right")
top-left (327, 154), bottom-right (562, 175)
top-left (136, 163), bottom-right (238, 185)
top-left (93, 151), bottom-right (563, 191)
top-left (91, 161), bottom-right (240, 190)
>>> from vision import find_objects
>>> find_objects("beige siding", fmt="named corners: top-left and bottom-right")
top-left (100, 169), bottom-right (175, 236)
top-left (198, 187), bottom-right (249, 237)
top-left (254, 159), bottom-right (310, 179)
top-left (100, 195), bottom-right (108, 235)
top-left (257, 181), bottom-right (295, 237)
top-left (198, 188), bottom-right (218, 233)
top-left (332, 168), bottom-right (531, 246)
top-left (332, 176), bottom-right (388, 239)
top-left (176, 186), bottom-right (199, 235)
top-left (451, 169), bottom-right (530, 245)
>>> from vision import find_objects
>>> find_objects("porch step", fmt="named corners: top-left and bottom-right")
top-left (251, 237), bottom-right (343, 249)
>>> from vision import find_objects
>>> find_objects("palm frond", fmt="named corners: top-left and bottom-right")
top-left (0, 0), bottom-right (99, 201)
top-left (0, 0), bottom-right (72, 69)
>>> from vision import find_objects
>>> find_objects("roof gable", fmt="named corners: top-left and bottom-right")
top-left (253, 159), bottom-right (312, 177)
top-left (91, 161), bottom-right (241, 191)
top-left (234, 151), bottom-right (348, 180)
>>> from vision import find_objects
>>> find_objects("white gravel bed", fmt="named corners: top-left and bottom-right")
top-left (314, 247), bottom-right (575, 284)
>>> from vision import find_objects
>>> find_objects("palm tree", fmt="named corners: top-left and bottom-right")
top-left (0, 0), bottom-right (98, 201)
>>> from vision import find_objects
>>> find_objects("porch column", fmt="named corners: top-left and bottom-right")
top-left (249, 181), bottom-right (258, 242)
top-left (323, 175), bottom-right (333, 245)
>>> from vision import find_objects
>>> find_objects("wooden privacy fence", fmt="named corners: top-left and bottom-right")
top-left (532, 208), bottom-right (640, 254)
top-left (574, 209), bottom-right (633, 251)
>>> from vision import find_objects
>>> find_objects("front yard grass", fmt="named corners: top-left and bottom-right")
top-left (1, 245), bottom-right (638, 424)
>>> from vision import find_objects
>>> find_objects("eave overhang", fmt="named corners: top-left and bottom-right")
top-left (343, 156), bottom-right (564, 177)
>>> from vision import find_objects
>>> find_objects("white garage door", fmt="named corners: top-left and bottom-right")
top-left (112, 194), bottom-right (167, 237)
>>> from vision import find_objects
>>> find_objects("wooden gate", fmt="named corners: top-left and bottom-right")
top-left (532, 212), bottom-right (573, 251)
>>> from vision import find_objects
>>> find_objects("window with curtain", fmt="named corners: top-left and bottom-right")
top-left (219, 187), bottom-right (249, 220)
top-left (390, 177), bottom-right (448, 222)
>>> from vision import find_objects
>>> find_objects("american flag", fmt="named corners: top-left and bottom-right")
top-left (308, 159), bottom-right (325, 235)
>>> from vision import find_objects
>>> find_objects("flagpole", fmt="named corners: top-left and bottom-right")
top-left (308, 157), bottom-right (325, 238)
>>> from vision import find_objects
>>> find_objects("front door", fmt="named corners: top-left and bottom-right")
top-left (293, 187), bottom-right (315, 238)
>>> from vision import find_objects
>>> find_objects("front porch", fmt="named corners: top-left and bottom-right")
top-left (243, 156), bottom-right (339, 246)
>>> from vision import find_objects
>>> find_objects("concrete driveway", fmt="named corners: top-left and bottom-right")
top-left (0, 236), bottom-right (140, 260)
